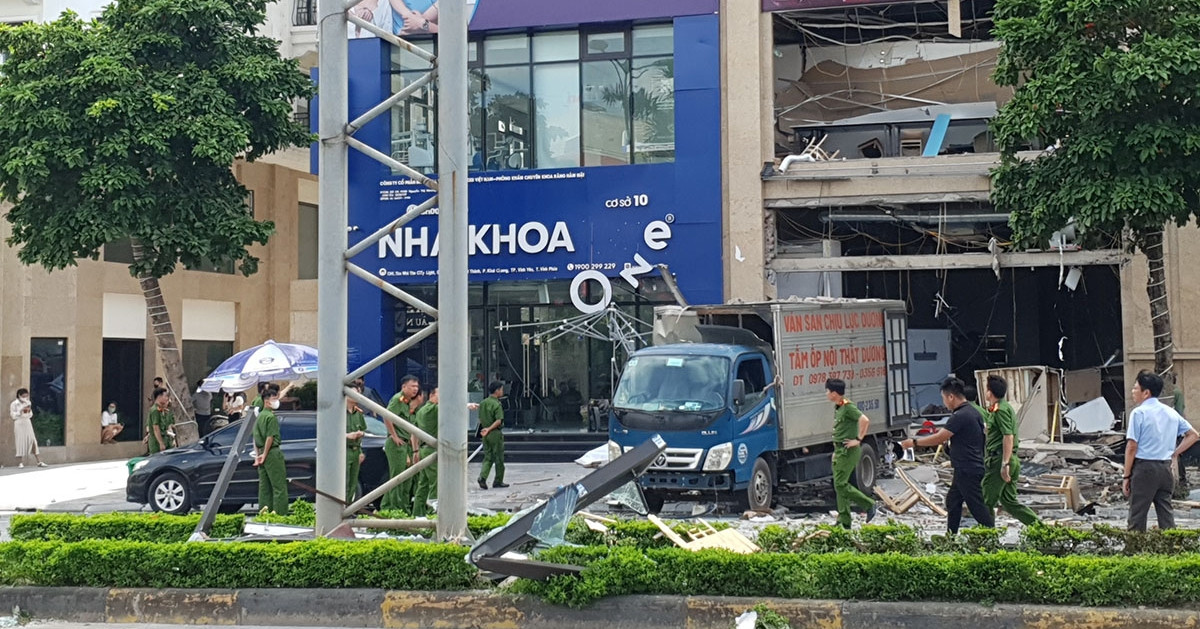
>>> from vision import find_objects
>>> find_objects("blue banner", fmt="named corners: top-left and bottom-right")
top-left (353, 164), bottom-right (718, 307)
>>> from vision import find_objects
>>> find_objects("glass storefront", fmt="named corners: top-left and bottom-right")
top-left (390, 24), bottom-right (676, 175)
top-left (390, 277), bottom-right (678, 431)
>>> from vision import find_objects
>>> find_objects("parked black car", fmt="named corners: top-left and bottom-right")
top-left (126, 411), bottom-right (391, 514)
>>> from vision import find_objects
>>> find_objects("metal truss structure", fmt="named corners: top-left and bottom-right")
top-left (316, 0), bottom-right (470, 540)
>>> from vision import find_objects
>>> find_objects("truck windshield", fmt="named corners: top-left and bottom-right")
top-left (613, 355), bottom-right (730, 412)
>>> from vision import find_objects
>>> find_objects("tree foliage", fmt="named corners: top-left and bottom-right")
top-left (991, 0), bottom-right (1200, 249)
top-left (0, 0), bottom-right (314, 277)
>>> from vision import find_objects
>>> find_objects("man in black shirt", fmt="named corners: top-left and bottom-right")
top-left (901, 376), bottom-right (994, 534)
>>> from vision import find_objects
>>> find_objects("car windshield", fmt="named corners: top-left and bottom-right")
top-left (613, 355), bottom-right (729, 412)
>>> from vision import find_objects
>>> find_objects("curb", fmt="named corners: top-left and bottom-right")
top-left (1, 588), bottom-right (1198, 628)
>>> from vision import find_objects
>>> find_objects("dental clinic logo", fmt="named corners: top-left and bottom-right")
top-left (569, 216), bottom-right (674, 315)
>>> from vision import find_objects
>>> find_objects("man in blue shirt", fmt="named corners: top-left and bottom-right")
top-left (1123, 370), bottom-right (1200, 531)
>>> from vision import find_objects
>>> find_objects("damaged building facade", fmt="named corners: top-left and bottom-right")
top-left (722, 0), bottom-right (1200, 422)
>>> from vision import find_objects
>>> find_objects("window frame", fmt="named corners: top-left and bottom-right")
top-left (734, 355), bottom-right (770, 410)
top-left (389, 21), bottom-right (674, 173)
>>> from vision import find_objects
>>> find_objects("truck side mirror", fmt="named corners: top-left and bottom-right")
top-left (732, 380), bottom-right (747, 408)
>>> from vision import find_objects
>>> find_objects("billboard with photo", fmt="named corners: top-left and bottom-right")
top-left (349, 0), bottom-right (718, 38)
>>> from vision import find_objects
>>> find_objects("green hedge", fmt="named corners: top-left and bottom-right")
top-left (755, 521), bottom-right (1200, 556)
top-left (10, 513), bottom-right (245, 542)
top-left (11, 508), bottom-right (722, 550)
top-left (517, 545), bottom-right (1200, 608)
top-left (0, 539), bottom-right (478, 590)
top-left (5, 535), bottom-right (1200, 608)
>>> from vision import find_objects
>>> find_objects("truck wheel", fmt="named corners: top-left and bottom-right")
top-left (855, 442), bottom-right (878, 493)
top-left (739, 458), bottom-right (774, 511)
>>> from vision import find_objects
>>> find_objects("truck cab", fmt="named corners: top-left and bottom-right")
top-left (609, 344), bottom-right (780, 512)
top-left (609, 299), bottom-right (911, 513)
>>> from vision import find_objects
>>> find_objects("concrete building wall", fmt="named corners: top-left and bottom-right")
top-left (0, 161), bottom-right (316, 466)
top-left (720, 0), bottom-right (775, 303)
top-left (1122, 222), bottom-right (1200, 416)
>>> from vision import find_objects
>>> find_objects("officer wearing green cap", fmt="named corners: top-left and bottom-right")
top-left (253, 385), bottom-right (288, 515)
top-left (477, 381), bottom-right (508, 490)
top-left (345, 384), bottom-right (367, 501)
top-left (980, 374), bottom-right (1040, 526)
top-left (146, 388), bottom-right (175, 455)
top-left (383, 375), bottom-right (422, 513)
top-left (411, 386), bottom-right (439, 517)
top-left (825, 378), bottom-right (878, 529)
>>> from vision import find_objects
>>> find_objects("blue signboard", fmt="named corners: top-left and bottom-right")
top-left (351, 163), bottom-right (719, 311)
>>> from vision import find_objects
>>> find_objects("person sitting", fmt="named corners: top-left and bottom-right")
top-left (101, 402), bottom-right (124, 444)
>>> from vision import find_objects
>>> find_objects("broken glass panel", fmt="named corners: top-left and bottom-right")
top-left (606, 480), bottom-right (648, 515)
top-left (529, 483), bottom-right (580, 546)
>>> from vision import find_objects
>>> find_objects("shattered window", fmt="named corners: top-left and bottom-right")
top-left (529, 483), bottom-right (582, 546)
top-left (606, 481), bottom-right (649, 516)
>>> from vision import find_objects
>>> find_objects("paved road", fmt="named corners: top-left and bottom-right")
top-left (0, 458), bottom-right (715, 537)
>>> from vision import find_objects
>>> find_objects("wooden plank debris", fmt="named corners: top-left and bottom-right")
top-left (896, 467), bottom-right (948, 516)
top-left (647, 514), bottom-right (760, 554)
top-left (874, 485), bottom-right (920, 515)
top-left (1022, 474), bottom-right (1083, 512)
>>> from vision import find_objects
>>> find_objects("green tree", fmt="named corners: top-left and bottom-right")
top-left (991, 0), bottom-right (1200, 401)
top-left (0, 0), bottom-right (313, 445)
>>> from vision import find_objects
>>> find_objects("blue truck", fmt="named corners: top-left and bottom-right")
top-left (608, 299), bottom-right (912, 512)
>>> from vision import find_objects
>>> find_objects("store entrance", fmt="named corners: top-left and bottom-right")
top-left (389, 279), bottom-right (673, 433)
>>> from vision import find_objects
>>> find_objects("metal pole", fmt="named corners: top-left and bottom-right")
top-left (436, 0), bottom-right (469, 543)
top-left (315, 0), bottom-right (349, 535)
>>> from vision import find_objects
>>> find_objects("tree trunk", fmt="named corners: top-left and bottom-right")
top-left (131, 242), bottom-right (199, 446)
top-left (1144, 230), bottom-right (1177, 406)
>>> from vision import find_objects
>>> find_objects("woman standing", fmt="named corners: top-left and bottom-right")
top-left (253, 386), bottom-right (289, 515)
top-left (10, 388), bottom-right (46, 468)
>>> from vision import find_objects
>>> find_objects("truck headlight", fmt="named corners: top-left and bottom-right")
top-left (607, 440), bottom-right (623, 462)
top-left (703, 442), bottom-right (733, 471)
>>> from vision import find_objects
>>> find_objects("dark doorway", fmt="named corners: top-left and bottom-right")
top-left (103, 339), bottom-right (144, 443)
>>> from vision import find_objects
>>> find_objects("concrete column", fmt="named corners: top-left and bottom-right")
top-left (720, 0), bottom-right (775, 303)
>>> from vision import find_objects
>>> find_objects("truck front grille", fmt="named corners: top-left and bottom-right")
top-left (648, 448), bottom-right (703, 471)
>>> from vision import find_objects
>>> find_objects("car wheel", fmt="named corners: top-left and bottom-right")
top-left (738, 457), bottom-right (773, 512)
top-left (855, 442), bottom-right (878, 494)
top-left (149, 472), bottom-right (192, 515)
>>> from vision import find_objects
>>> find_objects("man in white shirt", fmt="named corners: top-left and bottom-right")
top-left (101, 402), bottom-right (124, 444)
top-left (1124, 370), bottom-right (1200, 531)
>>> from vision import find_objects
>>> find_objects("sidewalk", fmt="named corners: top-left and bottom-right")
top-left (0, 459), bottom-right (130, 511)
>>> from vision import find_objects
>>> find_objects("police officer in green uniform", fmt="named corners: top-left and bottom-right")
top-left (383, 375), bottom-right (422, 513)
top-left (411, 386), bottom-right (440, 518)
top-left (253, 386), bottom-right (289, 515)
top-left (147, 388), bottom-right (175, 455)
top-left (345, 385), bottom-right (367, 501)
top-left (477, 381), bottom-right (509, 490)
top-left (249, 382), bottom-right (266, 412)
top-left (980, 375), bottom-right (1040, 526)
top-left (826, 378), bottom-right (877, 529)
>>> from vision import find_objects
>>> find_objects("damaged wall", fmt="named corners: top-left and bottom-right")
top-left (774, 41), bottom-right (1012, 148)
top-left (841, 266), bottom-right (1123, 385)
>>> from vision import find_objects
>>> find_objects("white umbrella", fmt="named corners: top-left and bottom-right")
top-left (199, 340), bottom-right (318, 392)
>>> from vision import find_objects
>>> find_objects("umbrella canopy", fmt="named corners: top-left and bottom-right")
top-left (200, 340), bottom-right (318, 393)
